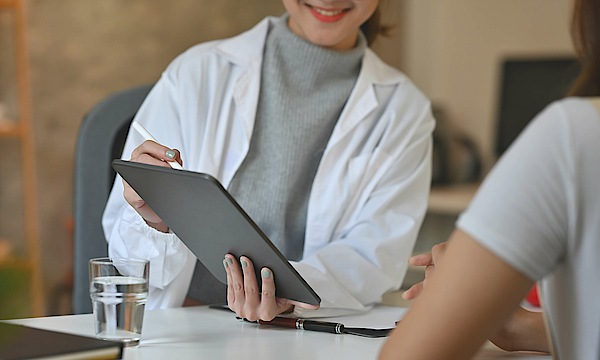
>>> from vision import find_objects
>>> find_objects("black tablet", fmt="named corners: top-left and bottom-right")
top-left (112, 160), bottom-right (321, 306)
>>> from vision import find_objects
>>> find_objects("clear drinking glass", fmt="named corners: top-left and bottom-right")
top-left (89, 258), bottom-right (149, 346)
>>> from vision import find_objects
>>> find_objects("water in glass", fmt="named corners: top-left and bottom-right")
top-left (90, 276), bottom-right (148, 345)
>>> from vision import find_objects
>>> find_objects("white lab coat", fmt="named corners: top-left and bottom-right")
top-left (102, 16), bottom-right (435, 317)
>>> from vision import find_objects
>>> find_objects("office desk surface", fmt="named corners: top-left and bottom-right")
top-left (8, 306), bottom-right (551, 360)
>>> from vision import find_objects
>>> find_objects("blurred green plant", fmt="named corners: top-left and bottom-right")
top-left (0, 266), bottom-right (31, 320)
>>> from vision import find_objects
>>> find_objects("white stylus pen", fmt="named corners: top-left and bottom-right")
top-left (132, 121), bottom-right (183, 170)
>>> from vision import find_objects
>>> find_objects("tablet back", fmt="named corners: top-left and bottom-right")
top-left (112, 160), bottom-right (320, 306)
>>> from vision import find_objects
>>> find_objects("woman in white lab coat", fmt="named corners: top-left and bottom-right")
top-left (103, 0), bottom-right (435, 321)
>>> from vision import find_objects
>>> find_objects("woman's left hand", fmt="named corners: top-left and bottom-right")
top-left (223, 254), bottom-right (319, 321)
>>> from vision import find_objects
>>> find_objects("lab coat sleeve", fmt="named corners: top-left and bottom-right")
top-left (102, 56), bottom-right (197, 309)
top-left (292, 100), bottom-right (434, 318)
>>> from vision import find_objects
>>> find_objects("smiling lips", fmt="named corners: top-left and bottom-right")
top-left (307, 4), bottom-right (350, 23)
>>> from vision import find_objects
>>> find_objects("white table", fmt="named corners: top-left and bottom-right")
top-left (8, 306), bottom-right (551, 360)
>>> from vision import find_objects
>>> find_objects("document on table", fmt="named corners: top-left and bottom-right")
top-left (319, 305), bottom-right (408, 329)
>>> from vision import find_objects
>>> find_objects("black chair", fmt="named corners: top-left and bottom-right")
top-left (72, 84), bottom-right (154, 314)
top-left (72, 84), bottom-right (226, 314)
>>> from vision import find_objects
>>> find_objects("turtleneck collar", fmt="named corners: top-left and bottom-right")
top-left (264, 14), bottom-right (366, 92)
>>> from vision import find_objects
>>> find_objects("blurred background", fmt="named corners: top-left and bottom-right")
top-left (0, 0), bottom-right (574, 318)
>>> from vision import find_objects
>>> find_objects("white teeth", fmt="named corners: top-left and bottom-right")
top-left (312, 7), bottom-right (345, 16)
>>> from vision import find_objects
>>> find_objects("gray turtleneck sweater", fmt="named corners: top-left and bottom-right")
top-left (227, 15), bottom-right (366, 261)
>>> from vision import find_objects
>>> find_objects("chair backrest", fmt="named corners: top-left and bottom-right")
top-left (72, 84), bottom-right (154, 314)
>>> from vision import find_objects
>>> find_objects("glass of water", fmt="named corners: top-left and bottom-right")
top-left (89, 258), bottom-right (149, 346)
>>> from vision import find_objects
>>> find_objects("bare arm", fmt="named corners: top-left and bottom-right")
top-left (402, 242), bottom-right (549, 353)
top-left (379, 229), bottom-right (534, 360)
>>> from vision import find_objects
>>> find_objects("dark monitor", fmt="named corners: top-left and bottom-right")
top-left (496, 58), bottom-right (580, 157)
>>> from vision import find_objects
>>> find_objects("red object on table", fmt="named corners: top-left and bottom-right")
top-left (525, 285), bottom-right (540, 307)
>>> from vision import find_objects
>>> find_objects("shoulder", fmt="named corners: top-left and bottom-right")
top-left (360, 51), bottom-right (433, 150)
top-left (162, 16), bottom-right (273, 80)
top-left (362, 52), bottom-right (434, 155)
top-left (362, 49), bottom-right (431, 113)
top-left (551, 97), bottom-right (600, 131)
top-left (362, 48), bottom-right (408, 84)
top-left (524, 97), bottom-right (600, 151)
top-left (549, 97), bottom-right (600, 164)
top-left (536, 97), bottom-right (600, 127)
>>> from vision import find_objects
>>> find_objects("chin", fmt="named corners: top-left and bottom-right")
top-left (305, 31), bottom-right (350, 49)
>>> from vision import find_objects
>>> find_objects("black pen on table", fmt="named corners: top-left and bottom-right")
top-left (238, 316), bottom-right (345, 334)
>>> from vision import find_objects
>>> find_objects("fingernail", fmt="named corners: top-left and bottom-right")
top-left (241, 260), bottom-right (248, 268)
top-left (165, 150), bottom-right (176, 159)
top-left (223, 260), bottom-right (228, 269)
top-left (226, 258), bottom-right (233, 265)
top-left (262, 269), bottom-right (271, 278)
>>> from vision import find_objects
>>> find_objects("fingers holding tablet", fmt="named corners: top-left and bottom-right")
top-left (223, 254), bottom-right (300, 321)
top-left (123, 141), bottom-right (183, 232)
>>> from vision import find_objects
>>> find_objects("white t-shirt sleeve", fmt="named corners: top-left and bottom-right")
top-left (457, 102), bottom-right (574, 281)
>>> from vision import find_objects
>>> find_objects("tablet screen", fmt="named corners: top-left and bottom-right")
top-left (112, 160), bottom-right (321, 306)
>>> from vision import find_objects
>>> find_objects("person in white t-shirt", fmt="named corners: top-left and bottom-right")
top-left (379, 0), bottom-right (600, 359)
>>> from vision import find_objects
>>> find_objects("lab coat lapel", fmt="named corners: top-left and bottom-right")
top-left (305, 51), bottom-right (380, 248)
top-left (233, 70), bottom-right (260, 152)
top-left (213, 17), bottom-right (272, 186)
top-left (305, 49), bottom-right (406, 250)
top-left (324, 50), bottom-right (383, 150)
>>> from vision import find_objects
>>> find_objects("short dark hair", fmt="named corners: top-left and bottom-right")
top-left (360, 3), bottom-right (392, 46)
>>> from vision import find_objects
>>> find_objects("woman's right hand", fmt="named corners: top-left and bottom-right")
top-left (123, 140), bottom-right (183, 232)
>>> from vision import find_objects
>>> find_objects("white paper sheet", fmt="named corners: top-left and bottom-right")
top-left (319, 305), bottom-right (408, 329)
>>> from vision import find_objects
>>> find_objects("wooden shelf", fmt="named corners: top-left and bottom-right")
top-left (0, 0), bottom-right (15, 9)
top-left (0, 256), bottom-right (34, 270)
top-left (0, 0), bottom-right (44, 316)
top-left (0, 121), bottom-right (21, 137)
top-left (428, 183), bottom-right (480, 216)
